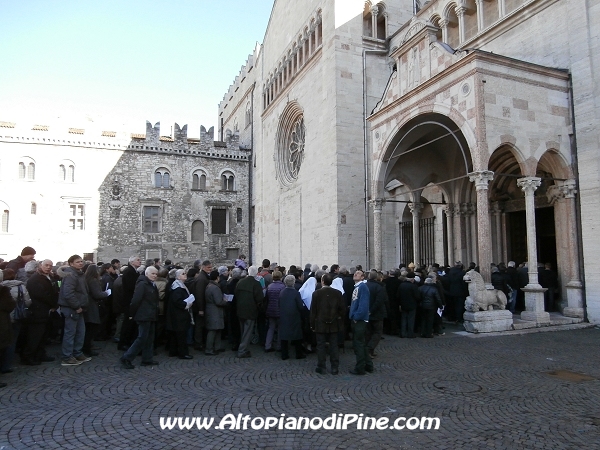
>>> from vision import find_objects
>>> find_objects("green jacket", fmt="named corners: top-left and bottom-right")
top-left (234, 276), bottom-right (264, 320)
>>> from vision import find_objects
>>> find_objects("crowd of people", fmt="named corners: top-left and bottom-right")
top-left (0, 246), bottom-right (560, 386)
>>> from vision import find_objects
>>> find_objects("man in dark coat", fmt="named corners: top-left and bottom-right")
top-left (5, 246), bottom-right (36, 272)
top-left (234, 266), bottom-right (264, 358)
top-left (366, 271), bottom-right (387, 357)
top-left (446, 261), bottom-right (467, 322)
top-left (397, 272), bottom-right (421, 338)
top-left (190, 260), bottom-right (211, 351)
top-left (120, 266), bottom-right (160, 369)
top-left (117, 256), bottom-right (141, 350)
top-left (58, 255), bottom-right (90, 365)
top-left (383, 270), bottom-right (400, 335)
top-left (310, 274), bottom-right (345, 374)
top-left (24, 259), bottom-right (59, 364)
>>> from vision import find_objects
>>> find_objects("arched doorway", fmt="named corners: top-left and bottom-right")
top-left (377, 112), bottom-right (475, 269)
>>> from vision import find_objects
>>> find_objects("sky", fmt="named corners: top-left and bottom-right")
top-left (0, 0), bottom-right (274, 136)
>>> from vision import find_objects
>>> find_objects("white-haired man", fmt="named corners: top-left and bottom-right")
top-left (120, 266), bottom-right (159, 369)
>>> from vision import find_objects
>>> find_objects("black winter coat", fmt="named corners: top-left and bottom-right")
top-left (419, 283), bottom-right (443, 310)
top-left (366, 280), bottom-right (388, 320)
top-left (84, 278), bottom-right (109, 324)
top-left (279, 287), bottom-right (304, 341)
top-left (130, 275), bottom-right (159, 322)
top-left (446, 266), bottom-right (468, 297)
top-left (0, 285), bottom-right (15, 349)
top-left (26, 272), bottom-right (59, 322)
top-left (168, 286), bottom-right (192, 332)
top-left (397, 280), bottom-right (422, 311)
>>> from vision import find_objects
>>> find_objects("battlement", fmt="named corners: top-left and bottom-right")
top-left (0, 119), bottom-right (251, 160)
top-left (219, 43), bottom-right (261, 111)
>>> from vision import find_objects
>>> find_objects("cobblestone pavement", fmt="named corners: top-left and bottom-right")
top-left (1, 325), bottom-right (599, 449)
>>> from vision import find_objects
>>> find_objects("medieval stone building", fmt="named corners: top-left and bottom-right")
top-left (0, 120), bottom-right (250, 266)
top-left (219, 0), bottom-right (599, 324)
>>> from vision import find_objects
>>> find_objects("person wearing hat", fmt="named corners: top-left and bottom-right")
top-left (5, 247), bottom-right (36, 272)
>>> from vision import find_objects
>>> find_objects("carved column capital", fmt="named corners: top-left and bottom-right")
top-left (468, 170), bottom-right (494, 190)
top-left (455, 5), bottom-right (467, 17)
top-left (409, 202), bottom-right (423, 215)
top-left (491, 201), bottom-right (503, 215)
top-left (517, 177), bottom-right (542, 196)
top-left (369, 198), bottom-right (386, 212)
top-left (558, 179), bottom-right (577, 199)
top-left (370, 5), bottom-right (380, 16)
top-left (443, 203), bottom-right (454, 215)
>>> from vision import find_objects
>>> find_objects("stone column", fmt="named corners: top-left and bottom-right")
top-left (557, 180), bottom-right (584, 318)
top-left (371, 5), bottom-right (379, 39)
top-left (307, 29), bottom-right (312, 55)
top-left (456, 5), bottom-right (467, 44)
top-left (453, 204), bottom-right (464, 264)
top-left (461, 202), bottom-right (472, 263)
top-left (409, 202), bottom-right (423, 266)
top-left (444, 204), bottom-right (455, 265)
top-left (468, 171), bottom-right (494, 284)
top-left (470, 203), bottom-right (478, 264)
top-left (475, 0), bottom-right (484, 30)
top-left (492, 202), bottom-right (503, 263)
top-left (498, 0), bottom-right (505, 18)
top-left (370, 199), bottom-right (385, 271)
top-left (517, 177), bottom-right (550, 324)
top-left (439, 18), bottom-right (449, 44)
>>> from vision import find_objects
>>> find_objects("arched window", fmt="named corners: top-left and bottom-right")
top-left (27, 162), bottom-right (35, 180)
top-left (19, 162), bottom-right (26, 179)
top-left (154, 168), bottom-right (170, 188)
top-left (68, 165), bottom-right (75, 182)
top-left (59, 164), bottom-right (66, 180)
top-left (31, 202), bottom-right (37, 215)
top-left (192, 170), bottom-right (207, 190)
top-left (59, 162), bottom-right (76, 182)
top-left (221, 171), bottom-right (235, 191)
top-left (1, 209), bottom-right (8, 232)
top-left (191, 220), bottom-right (205, 242)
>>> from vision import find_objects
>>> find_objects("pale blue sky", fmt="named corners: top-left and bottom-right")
top-left (0, 0), bottom-right (273, 135)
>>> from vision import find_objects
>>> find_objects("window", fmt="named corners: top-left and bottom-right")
top-left (1, 209), bottom-right (8, 232)
top-left (191, 220), bottom-right (205, 242)
top-left (226, 248), bottom-right (239, 260)
top-left (143, 206), bottom-right (161, 233)
top-left (19, 162), bottom-right (26, 179)
top-left (31, 202), bottom-right (36, 215)
top-left (19, 158), bottom-right (35, 180)
top-left (221, 171), bottom-right (235, 191)
top-left (237, 208), bottom-right (243, 223)
top-left (192, 171), bottom-right (207, 190)
top-left (211, 208), bottom-right (227, 234)
top-left (59, 162), bottom-right (75, 182)
top-left (69, 204), bottom-right (85, 230)
top-left (154, 168), bottom-right (170, 188)
top-left (27, 162), bottom-right (35, 180)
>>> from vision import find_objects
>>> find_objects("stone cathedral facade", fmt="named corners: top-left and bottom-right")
top-left (220, 0), bottom-right (600, 324)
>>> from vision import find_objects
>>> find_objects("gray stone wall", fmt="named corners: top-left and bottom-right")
top-left (97, 123), bottom-right (250, 266)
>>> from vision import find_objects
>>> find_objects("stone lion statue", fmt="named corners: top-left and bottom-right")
top-left (463, 269), bottom-right (507, 312)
